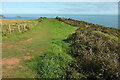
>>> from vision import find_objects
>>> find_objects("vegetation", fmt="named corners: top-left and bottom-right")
top-left (2, 19), bottom-right (38, 36)
top-left (2, 18), bottom-right (77, 78)
top-left (56, 17), bottom-right (120, 38)
top-left (56, 17), bottom-right (120, 79)
top-left (93, 31), bottom-right (120, 42)
top-left (2, 19), bottom-right (28, 25)
top-left (28, 40), bottom-right (75, 78)
top-left (22, 18), bottom-right (78, 78)
top-left (2, 17), bottom-right (120, 79)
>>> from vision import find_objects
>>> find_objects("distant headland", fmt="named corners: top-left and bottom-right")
top-left (0, 15), bottom-right (6, 18)
top-left (16, 16), bottom-right (21, 18)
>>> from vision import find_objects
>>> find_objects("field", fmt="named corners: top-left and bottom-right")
top-left (1, 19), bottom-right (38, 36)
top-left (2, 18), bottom-right (77, 78)
top-left (1, 19), bottom-right (29, 25)
top-left (2, 18), bottom-right (120, 79)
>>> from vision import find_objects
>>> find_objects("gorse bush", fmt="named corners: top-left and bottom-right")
top-left (56, 16), bottom-right (120, 38)
top-left (67, 29), bottom-right (120, 79)
top-left (56, 17), bottom-right (120, 79)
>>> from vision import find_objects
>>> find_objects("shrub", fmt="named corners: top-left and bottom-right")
top-left (66, 28), bottom-right (120, 79)
top-left (56, 17), bottom-right (120, 38)
top-left (25, 26), bottom-right (31, 30)
top-left (38, 19), bottom-right (42, 22)
top-left (55, 17), bottom-right (120, 79)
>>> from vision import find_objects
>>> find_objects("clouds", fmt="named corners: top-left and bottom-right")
top-left (2, 2), bottom-right (118, 15)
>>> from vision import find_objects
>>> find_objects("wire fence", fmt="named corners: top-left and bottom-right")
top-left (1, 21), bottom-right (38, 36)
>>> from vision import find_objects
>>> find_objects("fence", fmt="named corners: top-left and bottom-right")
top-left (1, 21), bottom-right (38, 36)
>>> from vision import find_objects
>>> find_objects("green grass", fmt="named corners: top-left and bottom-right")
top-left (3, 18), bottom-right (119, 78)
top-left (93, 31), bottom-right (120, 42)
top-left (28, 19), bottom-right (38, 22)
top-left (24, 40), bottom-right (75, 78)
top-left (2, 19), bottom-right (38, 36)
top-left (2, 18), bottom-right (78, 78)
top-left (0, 33), bottom-right (1, 42)
top-left (22, 19), bottom-right (78, 78)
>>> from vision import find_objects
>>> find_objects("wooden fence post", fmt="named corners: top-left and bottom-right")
top-left (9, 24), bottom-right (11, 34)
top-left (18, 25), bottom-right (21, 32)
top-left (24, 25), bottom-right (26, 30)
top-left (2, 30), bottom-right (4, 35)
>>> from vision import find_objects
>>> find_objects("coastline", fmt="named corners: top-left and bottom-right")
top-left (0, 15), bottom-right (118, 28)
top-left (1, 18), bottom-right (119, 29)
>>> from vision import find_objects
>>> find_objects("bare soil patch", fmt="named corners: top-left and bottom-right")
top-left (2, 58), bottom-right (21, 69)
top-left (26, 38), bottom-right (33, 42)
top-left (24, 56), bottom-right (33, 60)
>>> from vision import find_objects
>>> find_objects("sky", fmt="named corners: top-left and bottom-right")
top-left (2, 2), bottom-right (118, 15)
top-left (1, 0), bottom-right (119, 2)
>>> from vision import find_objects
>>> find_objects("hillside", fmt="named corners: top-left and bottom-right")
top-left (2, 18), bottom-right (77, 78)
top-left (0, 15), bottom-right (5, 18)
top-left (56, 17), bottom-right (120, 79)
top-left (2, 18), bottom-right (120, 79)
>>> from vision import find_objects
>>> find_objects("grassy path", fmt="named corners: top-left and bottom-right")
top-left (2, 19), bottom-right (77, 78)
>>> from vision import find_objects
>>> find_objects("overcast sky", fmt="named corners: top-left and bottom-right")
top-left (2, 2), bottom-right (118, 15)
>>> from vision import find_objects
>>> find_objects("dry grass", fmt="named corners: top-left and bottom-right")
top-left (1, 19), bottom-right (29, 25)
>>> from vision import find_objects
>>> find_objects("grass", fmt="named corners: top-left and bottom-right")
top-left (2, 18), bottom-right (78, 78)
top-left (22, 19), bottom-right (78, 78)
top-left (2, 19), bottom-right (37, 36)
top-left (28, 19), bottom-right (38, 22)
top-left (24, 40), bottom-right (75, 78)
top-left (2, 19), bottom-right (28, 25)
top-left (36, 40), bottom-right (74, 78)
top-left (56, 17), bottom-right (120, 79)
top-left (93, 31), bottom-right (120, 42)
top-left (2, 18), bottom-right (119, 79)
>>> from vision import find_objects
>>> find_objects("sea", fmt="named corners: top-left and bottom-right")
top-left (1, 14), bottom-right (119, 29)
